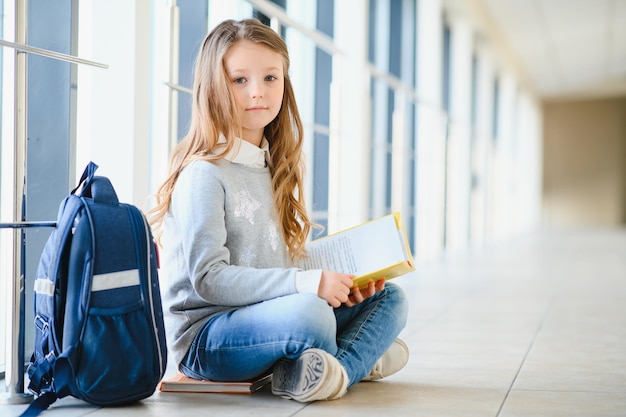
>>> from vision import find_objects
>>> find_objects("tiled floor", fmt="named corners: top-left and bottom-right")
top-left (3, 228), bottom-right (626, 416)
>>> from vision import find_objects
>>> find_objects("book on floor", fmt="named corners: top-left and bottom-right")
top-left (297, 212), bottom-right (415, 289)
top-left (159, 372), bottom-right (272, 394)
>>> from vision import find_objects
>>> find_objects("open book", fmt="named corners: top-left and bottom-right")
top-left (297, 212), bottom-right (415, 289)
top-left (159, 372), bottom-right (272, 395)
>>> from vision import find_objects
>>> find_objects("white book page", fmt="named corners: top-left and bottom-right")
top-left (298, 215), bottom-right (406, 275)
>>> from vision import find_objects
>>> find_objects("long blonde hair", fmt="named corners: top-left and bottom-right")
top-left (150, 18), bottom-right (313, 260)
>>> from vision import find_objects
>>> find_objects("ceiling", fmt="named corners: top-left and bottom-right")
top-left (457, 0), bottom-right (626, 100)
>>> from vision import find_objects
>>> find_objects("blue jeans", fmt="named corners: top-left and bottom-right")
top-left (180, 282), bottom-right (408, 387)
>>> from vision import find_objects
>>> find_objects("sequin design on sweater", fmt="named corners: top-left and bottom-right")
top-left (238, 244), bottom-right (257, 266)
top-left (233, 188), bottom-right (261, 225)
top-left (266, 219), bottom-right (280, 251)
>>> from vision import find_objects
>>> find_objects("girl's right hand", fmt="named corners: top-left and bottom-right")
top-left (318, 270), bottom-right (354, 308)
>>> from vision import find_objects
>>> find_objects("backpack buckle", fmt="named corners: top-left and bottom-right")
top-left (35, 314), bottom-right (49, 332)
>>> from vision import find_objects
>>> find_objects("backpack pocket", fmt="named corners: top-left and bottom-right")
top-left (75, 300), bottom-right (161, 405)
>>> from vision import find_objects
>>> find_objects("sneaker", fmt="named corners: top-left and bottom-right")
top-left (271, 348), bottom-right (348, 402)
top-left (362, 338), bottom-right (409, 382)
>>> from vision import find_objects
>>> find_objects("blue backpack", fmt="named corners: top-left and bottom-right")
top-left (23, 162), bottom-right (167, 415)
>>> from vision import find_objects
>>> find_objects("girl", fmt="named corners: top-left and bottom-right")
top-left (150, 18), bottom-right (409, 403)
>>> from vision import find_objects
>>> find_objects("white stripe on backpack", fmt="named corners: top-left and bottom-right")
top-left (91, 269), bottom-right (140, 292)
top-left (34, 278), bottom-right (55, 296)
top-left (34, 270), bottom-right (139, 295)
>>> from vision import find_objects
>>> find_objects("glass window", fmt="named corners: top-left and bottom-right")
top-left (0, 0), bottom-right (76, 378)
top-left (311, 0), bottom-right (334, 236)
top-left (368, 0), bottom-right (392, 219)
top-left (176, 2), bottom-right (208, 141)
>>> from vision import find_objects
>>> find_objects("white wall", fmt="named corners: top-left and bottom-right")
top-left (77, 0), bottom-right (152, 211)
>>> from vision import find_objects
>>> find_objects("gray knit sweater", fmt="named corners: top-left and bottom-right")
top-left (161, 159), bottom-right (308, 367)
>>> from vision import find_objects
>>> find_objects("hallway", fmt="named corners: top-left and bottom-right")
top-left (4, 228), bottom-right (626, 416)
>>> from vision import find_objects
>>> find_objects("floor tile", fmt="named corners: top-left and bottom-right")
top-left (292, 380), bottom-right (505, 417)
top-left (499, 390), bottom-right (626, 417)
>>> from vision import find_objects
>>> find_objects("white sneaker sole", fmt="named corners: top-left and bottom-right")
top-left (271, 349), bottom-right (338, 402)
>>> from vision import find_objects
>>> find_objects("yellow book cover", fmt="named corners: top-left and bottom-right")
top-left (298, 212), bottom-right (415, 289)
top-left (159, 372), bottom-right (272, 395)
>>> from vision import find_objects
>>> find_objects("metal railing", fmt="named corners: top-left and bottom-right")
top-left (0, 39), bottom-right (108, 69)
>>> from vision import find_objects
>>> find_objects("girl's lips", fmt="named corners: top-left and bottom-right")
top-left (247, 106), bottom-right (268, 111)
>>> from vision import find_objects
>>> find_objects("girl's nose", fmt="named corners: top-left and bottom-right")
top-left (249, 80), bottom-right (263, 99)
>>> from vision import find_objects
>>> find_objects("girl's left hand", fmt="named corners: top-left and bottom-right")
top-left (343, 279), bottom-right (386, 307)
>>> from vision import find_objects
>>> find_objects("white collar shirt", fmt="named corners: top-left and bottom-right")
top-left (217, 134), bottom-right (270, 168)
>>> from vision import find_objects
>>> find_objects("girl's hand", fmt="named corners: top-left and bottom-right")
top-left (318, 271), bottom-right (354, 308)
top-left (343, 279), bottom-right (386, 308)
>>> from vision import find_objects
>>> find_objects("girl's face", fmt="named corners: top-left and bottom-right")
top-left (224, 40), bottom-right (285, 146)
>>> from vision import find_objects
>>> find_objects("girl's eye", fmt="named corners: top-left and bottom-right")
top-left (265, 75), bottom-right (277, 82)
top-left (234, 77), bottom-right (246, 84)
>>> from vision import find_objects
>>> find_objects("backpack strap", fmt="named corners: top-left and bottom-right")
top-left (19, 392), bottom-right (58, 417)
top-left (71, 161), bottom-right (98, 195)
top-left (46, 350), bottom-right (78, 401)
top-left (26, 164), bottom-right (96, 400)
top-left (27, 195), bottom-right (84, 396)
top-left (26, 350), bottom-right (54, 395)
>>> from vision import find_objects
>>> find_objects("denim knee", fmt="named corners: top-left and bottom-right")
top-left (380, 282), bottom-right (409, 330)
top-left (278, 293), bottom-right (337, 355)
